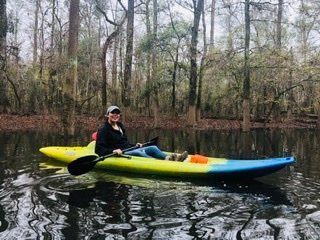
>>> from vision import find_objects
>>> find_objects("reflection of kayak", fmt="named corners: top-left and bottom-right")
top-left (39, 141), bottom-right (295, 179)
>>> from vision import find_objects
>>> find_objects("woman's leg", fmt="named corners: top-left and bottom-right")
top-left (125, 149), bottom-right (149, 158)
top-left (142, 146), bottom-right (167, 160)
top-left (125, 146), bottom-right (167, 159)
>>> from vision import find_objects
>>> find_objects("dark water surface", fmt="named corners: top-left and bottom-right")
top-left (0, 129), bottom-right (320, 239)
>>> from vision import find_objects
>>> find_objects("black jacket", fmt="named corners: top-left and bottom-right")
top-left (95, 121), bottom-right (134, 156)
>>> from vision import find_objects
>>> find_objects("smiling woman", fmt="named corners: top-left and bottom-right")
top-left (95, 105), bottom-right (188, 161)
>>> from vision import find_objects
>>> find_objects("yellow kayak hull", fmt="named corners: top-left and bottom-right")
top-left (39, 141), bottom-right (295, 178)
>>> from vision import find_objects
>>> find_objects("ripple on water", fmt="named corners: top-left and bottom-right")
top-left (2, 167), bottom-right (320, 239)
top-left (240, 219), bottom-right (274, 240)
top-left (0, 173), bottom-right (99, 239)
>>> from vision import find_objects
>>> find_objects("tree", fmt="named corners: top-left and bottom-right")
top-left (48, 0), bottom-right (56, 112)
top-left (33, 0), bottom-right (40, 65)
top-left (122, 0), bottom-right (134, 110)
top-left (197, 0), bottom-right (207, 121)
top-left (96, 0), bottom-right (127, 114)
top-left (167, 2), bottom-right (183, 113)
top-left (151, 0), bottom-right (160, 126)
top-left (188, 0), bottom-right (204, 125)
top-left (62, 0), bottom-right (80, 136)
top-left (209, 0), bottom-right (216, 48)
top-left (242, 0), bottom-right (251, 131)
top-left (276, 0), bottom-right (283, 49)
top-left (0, 0), bottom-right (9, 113)
top-left (143, 0), bottom-right (152, 114)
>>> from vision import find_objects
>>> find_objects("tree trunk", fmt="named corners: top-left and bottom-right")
top-left (122, 0), bottom-right (134, 108)
top-left (101, 40), bottom-right (108, 112)
top-left (167, 2), bottom-right (181, 116)
top-left (101, 30), bottom-right (122, 111)
top-left (171, 49), bottom-right (178, 112)
top-left (111, 39), bottom-right (118, 104)
top-left (56, 2), bottom-right (63, 58)
top-left (226, 5), bottom-right (234, 52)
top-left (97, 3), bottom-right (127, 113)
top-left (299, 0), bottom-right (308, 62)
top-left (50, 0), bottom-right (55, 55)
top-left (152, 0), bottom-right (160, 127)
top-left (0, 0), bottom-right (9, 113)
top-left (209, 0), bottom-right (216, 48)
top-left (33, 0), bottom-right (40, 65)
top-left (62, 0), bottom-right (80, 136)
top-left (48, 0), bottom-right (56, 113)
top-left (145, 0), bottom-right (152, 115)
top-left (287, 48), bottom-right (295, 121)
top-left (188, 0), bottom-right (204, 125)
top-left (196, 0), bottom-right (207, 121)
top-left (276, 0), bottom-right (283, 49)
top-left (39, 2), bottom-right (47, 113)
top-left (242, 0), bottom-right (251, 132)
top-left (12, 6), bottom-right (19, 65)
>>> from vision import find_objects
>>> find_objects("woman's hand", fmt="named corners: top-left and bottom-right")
top-left (113, 149), bottom-right (123, 155)
top-left (136, 143), bottom-right (143, 147)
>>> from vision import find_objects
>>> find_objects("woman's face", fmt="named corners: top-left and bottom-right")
top-left (107, 110), bottom-right (121, 123)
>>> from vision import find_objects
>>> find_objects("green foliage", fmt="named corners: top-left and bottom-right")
top-left (137, 33), bottom-right (156, 54)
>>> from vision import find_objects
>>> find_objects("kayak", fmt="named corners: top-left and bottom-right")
top-left (39, 141), bottom-right (295, 179)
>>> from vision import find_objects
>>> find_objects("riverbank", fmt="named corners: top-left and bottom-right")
top-left (0, 114), bottom-right (316, 132)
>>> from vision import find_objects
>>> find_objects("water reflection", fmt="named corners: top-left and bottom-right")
top-left (0, 129), bottom-right (320, 239)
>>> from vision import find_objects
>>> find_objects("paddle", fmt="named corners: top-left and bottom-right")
top-left (67, 136), bottom-right (159, 176)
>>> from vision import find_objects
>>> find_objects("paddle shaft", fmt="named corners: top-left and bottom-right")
top-left (93, 143), bottom-right (145, 163)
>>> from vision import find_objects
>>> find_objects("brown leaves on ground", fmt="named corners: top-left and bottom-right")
top-left (0, 114), bottom-right (316, 132)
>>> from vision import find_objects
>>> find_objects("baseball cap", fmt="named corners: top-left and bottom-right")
top-left (106, 105), bottom-right (121, 114)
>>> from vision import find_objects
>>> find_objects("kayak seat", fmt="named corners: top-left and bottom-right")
top-left (91, 131), bottom-right (97, 140)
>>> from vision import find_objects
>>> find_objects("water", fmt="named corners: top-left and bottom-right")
top-left (0, 129), bottom-right (320, 239)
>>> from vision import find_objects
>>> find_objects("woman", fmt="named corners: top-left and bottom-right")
top-left (95, 106), bottom-right (188, 161)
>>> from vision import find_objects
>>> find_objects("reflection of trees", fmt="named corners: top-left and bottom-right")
top-left (0, 205), bottom-right (8, 232)
top-left (128, 128), bottom-right (320, 170)
top-left (0, 131), bottom-right (97, 238)
top-left (127, 127), bottom-right (320, 182)
top-left (0, 132), bottom-right (8, 232)
top-left (64, 181), bottom-right (133, 238)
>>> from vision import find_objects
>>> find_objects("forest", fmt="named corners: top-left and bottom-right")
top-left (0, 0), bottom-right (319, 134)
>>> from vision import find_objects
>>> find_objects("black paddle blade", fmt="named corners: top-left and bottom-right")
top-left (67, 155), bottom-right (99, 176)
top-left (145, 136), bottom-right (159, 146)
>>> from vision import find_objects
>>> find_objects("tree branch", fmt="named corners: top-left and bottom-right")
top-left (96, 4), bottom-right (118, 26)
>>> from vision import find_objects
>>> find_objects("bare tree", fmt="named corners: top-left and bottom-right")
top-left (122, 0), bottom-right (134, 111)
top-left (152, 0), bottom-right (160, 126)
top-left (167, 2), bottom-right (181, 114)
top-left (96, 1), bottom-right (127, 113)
top-left (276, 0), bottom-right (283, 49)
top-left (33, 0), bottom-right (40, 65)
top-left (188, 0), bottom-right (204, 125)
top-left (209, 0), bottom-right (216, 48)
top-left (197, 0), bottom-right (207, 121)
top-left (143, 0), bottom-right (152, 114)
top-left (0, 0), bottom-right (9, 113)
top-left (62, 0), bottom-right (80, 136)
top-left (242, 0), bottom-right (251, 131)
top-left (111, 37), bottom-right (119, 104)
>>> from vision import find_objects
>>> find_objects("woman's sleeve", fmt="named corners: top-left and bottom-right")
top-left (95, 128), bottom-right (114, 156)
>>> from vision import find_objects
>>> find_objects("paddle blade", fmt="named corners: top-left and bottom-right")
top-left (67, 155), bottom-right (99, 176)
top-left (145, 136), bottom-right (159, 146)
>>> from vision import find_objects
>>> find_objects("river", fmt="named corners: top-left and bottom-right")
top-left (0, 128), bottom-right (320, 239)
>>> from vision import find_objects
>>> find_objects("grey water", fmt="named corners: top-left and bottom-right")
top-left (0, 128), bottom-right (320, 239)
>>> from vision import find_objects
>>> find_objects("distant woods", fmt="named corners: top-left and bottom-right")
top-left (0, 0), bottom-right (320, 132)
